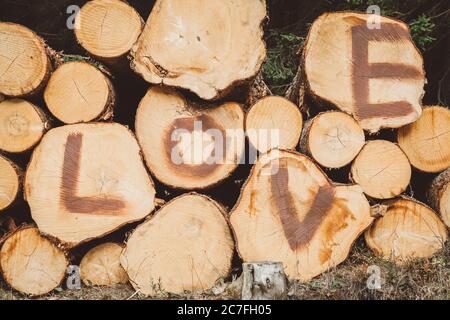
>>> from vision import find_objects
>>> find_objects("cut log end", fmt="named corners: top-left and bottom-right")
top-left (25, 123), bottom-right (156, 246)
top-left (121, 193), bottom-right (234, 295)
top-left (428, 168), bottom-right (450, 228)
top-left (398, 106), bottom-right (450, 173)
top-left (365, 198), bottom-right (448, 264)
top-left (300, 111), bottom-right (365, 168)
top-left (0, 227), bottom-right (68, 296)
top-left (75, 0), bottom-right (143, 60)
top-left (136, 87), bottom-right (245, 189)
top-left (351, 140), bottom-right (411, 199)
top-left (44, 61), bottom-right (114, 124)
top-left (80, 242), bottom-right (128, 286)
top-left (246, 96), bottom-right (302, 153)
top-left (303, 12), bottom-right (425, 132)
top-left (0, 22), bottom-right (50, 97)
top-left (0, 99), bottom-right (48, 153)
top-left (0, 155), bottom-right (20, 211)
top-left (131, 0), bottom-right (267, 100)
top-left (230, 149), bottom-right (372, 281)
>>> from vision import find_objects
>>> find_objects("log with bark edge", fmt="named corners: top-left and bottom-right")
top-left (300, 111), bottom-right (365, 169)
top-left (130, 0), bottom-right (267, 100)
top-left (428, 168), bottom-right (450, 228)
top-left (398, 106), bottom-right (450, 173)
top-left (0, 226), bottom-right (68, 295)
top-left (74, 0), bottom-right (143, 65)
top-left (365, 197), bottom-right (448, 264)
top-left (24, 122), bottom-right (156, 247)
top-left (351, 140), bottom-right (411, 199)
top-left (0, 99), bottom-right (49, 153)
top-left (0, 155), bottom-right (21, 211)
top-left (302, 12), bottom-right (425, 133)
top-left (0, 22), bottom-right (51, 97)
top-left (80, 242), bottom-right (128, 286)
top-left (246, 96), bottom-right (303, 154)
top-left (230, 149), bottom-right (373, 281)
top-left (44, 61), bottom-right (114, 124)
top-left (135, 86), bottom-right (245, 190)
top-left (121, 193), bottom-right (234, 295)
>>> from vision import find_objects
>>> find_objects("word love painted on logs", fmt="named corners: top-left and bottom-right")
top-left (60, 133), bottom-right (125, 215)
top-left (351, 22), bottom-right (423, 120)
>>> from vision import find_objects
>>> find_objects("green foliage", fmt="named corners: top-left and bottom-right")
top-left (262, 30), bottom-right (304, 95)
top-left (409, 14), bottom-right (436, 51)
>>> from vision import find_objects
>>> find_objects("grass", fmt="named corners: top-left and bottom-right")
top-left (1, 240), bottom-right (448, 300)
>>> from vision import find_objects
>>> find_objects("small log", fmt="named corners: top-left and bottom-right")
top-left (75, 0), bottom-right (143, 65)
top-left (0, 22), bottom-right (51, 97)
top-left (230, 149), bottom-right (372, 281)
top-left (365, 197), bottom-right (448, 264)
top-left (246, 96), bottom-right (303, 153)
top-left (351, 140), bottom-right (411, 199)
top-left (0, 99), bottom-right (49, 153)
top-left (0, 226), bottom-right (68, 295)
top-left (44, 61), bottom-right (114, 124)
top-left (25, 123), bottom-right (156, 247)
top-left (80, 242), bottom-right (128, 286)
top-left (121, 193), bottom-right (234, 295)
top-left (130, 0), bottom-right (267, 100)
top-left (135, 86), bottom-right (245, 189)
top-left (300, 111), bottom-right (365, 169)
top-left (242, 262), bottom-right (287, 300)
top-left (428, 168), bottom-right (450, 228)
top-left (398, 106), bottom-right (450, 173)
top-left (302, 12), bottom-right (425, 133)
top-left (0, 155), bottom-right (21, 211)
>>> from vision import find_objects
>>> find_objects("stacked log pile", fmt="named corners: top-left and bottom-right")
top-left (0, 1), bottom-right (448, 297)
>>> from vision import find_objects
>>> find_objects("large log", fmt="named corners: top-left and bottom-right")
top-left (246, 96), bottom-right (303, 154)
top-left (135, 86), bottom-right (245, 189)
top-left (0, 226), bottom-right (68, 295)
top-left (300, 111), bottom-right (365, 169)
top-left (130, 0), bottom-right (267, 100)
top-left (80, 242), bottom-right (128, 286)
top-left (121, 193), bottom-right (234, 295)
top-left (398, 106), bottom-right (450, 173)
top-left (44, 61), bottom-right (115, 124)
top-left (428, 168), bottom-right (450, 228)
top-left (230, 149), bottom-right (372, 281)
top-left (302, 12), bottom-right (425, 133)
top-left (0, 99), bottom-right (49, 153)
top-left (351, 140), bottom-right (411, 199)
top-left (0, 155), bottom-right (21, 211)
top-left (365, 197), bottom-right (448, 264)
top-left (24, 123), bottom-right (156, 247)
top-left (75, 0), bottom-right (143, 65)
top-left (0, 22), bottom-right (51, 97)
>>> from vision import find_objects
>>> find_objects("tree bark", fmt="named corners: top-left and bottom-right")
top-left (428, 168), bottom-right (450, 228)
top-left (242, 262), bottom-right (287, 300)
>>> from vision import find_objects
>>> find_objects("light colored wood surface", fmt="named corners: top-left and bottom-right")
top-left (121, 193), bottom-right (234, 295)
top-left (230, 149), bottom-right (372, 281)
top-left (0, 155), bottom-right (20, 210)
top-left (131, 0), bottom-right (267, 100)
